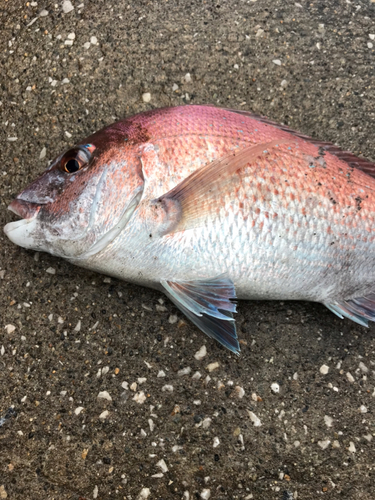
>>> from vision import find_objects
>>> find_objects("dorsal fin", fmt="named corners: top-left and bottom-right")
top-left (224, 108), bottom-right (375, 178)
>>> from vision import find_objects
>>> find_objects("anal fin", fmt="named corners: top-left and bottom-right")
top-left (161, 276), bottom-right (240, 354)
top-left (324, 293), bottom-right (375, 327)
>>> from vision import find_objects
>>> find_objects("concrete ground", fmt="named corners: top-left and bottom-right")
top-left (1, 1), bottom-right (375, 499)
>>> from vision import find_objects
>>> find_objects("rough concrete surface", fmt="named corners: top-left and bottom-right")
top-left (1, 1), bottom-right (375, 499)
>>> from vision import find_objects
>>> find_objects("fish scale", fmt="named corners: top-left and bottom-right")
top-left (4, 105), bottom-right (375, 353)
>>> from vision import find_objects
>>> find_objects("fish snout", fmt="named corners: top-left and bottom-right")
top-left (8, 198), bottom-right (41, 219)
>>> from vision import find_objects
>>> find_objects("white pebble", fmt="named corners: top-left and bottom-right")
top-left (138, 377), bottom-right (147, 384)
top-left (83, 42), bottom-right (91, 50)
top-left (194, 345), bottom-right (207, 360)
top-left (200, 489), bottom-right (211, 500)
top-left (90, 36), bottom-right (98, 45)
top-left (206, 362), bottom-right (219, 372)
top-left (202, 417), bottom-right (212, 429)
top-left (0, 346), bottom-right (4, 356)
top-left (156, 459), bottom-right (168, 473)
top-left (121, 381), bottom-right (129, 390)
top-left (61, 78), bottom-right (70, 84)
top-left (93, 485), bottom-right (98, 499)
top-left (359, 362), bottom-right (368, 373)
top-left (64, 39), bottom-right (73, 46)
top-left (102, 366), bottom-right (109, 375)
top-left (162, 385), bottom-right (173, 392)
top-left (271, 382), bottom-right (280, 393)
top-left (172, 83), bottom-right (179, 91)
top-left (255, 28), bottom-right (264, 37)
top-left (142, 93), bottom-right (151, 103)
top-left (368, 42), bottom-right (373, 49)
top-left (7, 137), bottom-right (18, 141)
top-left (168, 314), bottom-right (178, 324)
top-left (130, 382), bottom-right (137, 391)
top-left (133, 391), bottom-right (146, 404)
top-left (318, 440), bottom-right (330, 450)
top-left (67, 33), bottom-right (75, 40)
top-left (346, 372), bottom-right (355, 383)
top-left (99, 410), bottom-right (109, 420)
top-left (148, 419), bottom-right (155, 432)
top-left (65, 131), bottom-right (72, 138)
top-left (272, 59), bottom-right (281, 66)
top-left (97, 391), bottom-right (112, 401)
top-left (184, 73), bottom-right (192, 83)
top-left (324, 415), bottom-right (333, 427)
top-left (363, 434), bottom-right (372, 442)
top-left (62, 0), bottom-right (74, 13)
top-left (74, 320), bottom-right (81, 332)
top-left (178, 367), bottom-right (191, 376)
top-left (39, 147), bottom-right (46, 159)
top-left (248, 411), bottom-right (261, 427)
top-left (5, 324), bottom-right (16, 334)
top-left (320, 364), bottom-right (329, 375)
top-left (348, 441), bottom-right (356, 453)
top-left (359, 405), bottom-right (368, 413)
top-left (234, 386), bottom-right (245, 398)
top-left (39, 9), bottom-right (49, 16)
top-left (192, 371), bottom-right (202, 380)
top-left (370, 34), bottom-right (375, 40)
top-left (213, 437), bottom-right (220, 448)
top-left (332, 440), bottom-right (340, 448)
top-left (74, 406), bottom-right (84, 415)
top-left (138, 488), bottom-right (150, 499)
top-left (157, 370), bottom-right (166, 378)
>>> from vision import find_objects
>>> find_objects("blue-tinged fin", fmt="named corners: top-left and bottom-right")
top-left (324, 293), bottom-right (375, 327)
top-left (161, 276), bottom-right (240, 354)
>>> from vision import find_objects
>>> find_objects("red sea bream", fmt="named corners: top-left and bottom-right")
top-left (4, 105), bottom-right (375, 353)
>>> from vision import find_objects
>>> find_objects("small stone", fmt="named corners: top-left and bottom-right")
top-left (178, 367), bottom-right (191, 376)
top-left (346, 372), bottom-right (355, 383)
top-left (46, 267), bottom-right (56, 275)
top-left (255, 28), bottom-right (264, 37)
top-left (172, 83), bottom-right (179, 91)
top-left (67, 32), bottom-right (75, 40)
top-left (148, 418), bottom-right (155, 432)
top-left (320, 364), bottom-right (329, 375)
top-left (200, 489), bottom-right (211, 500)
top-left (39, 9), bottom-right (49, 16)
top-left (318, 440), bottom-right (330, 450)
top-left (194, 345), bottom-right (207, 360)
top-left (234, 386), bottom-right (245, 398)
top-left (324, 415), bottom-right (333, 427)
top-left (130, 382), bottom-right (137, 391)
top-left (272, 59), bottom-right (281, 66)
top-left (348, 441), bottom-right (356, 453)
top-left (248, 411), bottom-right (261, 427)
top-left (157, 370), bottom-right (166, 378)
top-left (1, 345), bottom-right (6, 355)
top-left (271, 382), bottom-right (280, 393)
top-left (61, 78), bottom-right (70, 84)
top-left (138, 488), bottom-right (150, 500)
top-left (359, 405), bottom-right (368, 413)
top-left (74, 320), bottom-right (81, 332)
top-left (133, 391), bottom-right (146, 404)
top-left (156, 459), bottom-right (168, 473)
top-left (65, 131), bottom-right (72, 138)
top-left (213, 436), bottom-right (220, 448)
top-left (368, 42), bottom-right (373, 49)
top-left (370, 34), bottom-right (375, 40)
top-left (168, 314), bottom-right (178, 324)
top-left (137, 377), bottom-right (147, 384)
top-left (82, 448), bottom-right (88, 459)
top-left (93, 485), bottom-right (98, 499)
top-left (97, 391), bottom-right (112, 401)
top-left (121, 381), bottom-right (129, 390)
top-left (359, 362), bottom-right (368, 373)
top-left (192, 371), bottom-right (201, 380)
top-left (39, 147), bottom-right (46, 159)
top-left (0, 485), bottom-right (7, 499)
top-left (99, 410), bottom-right (109, 420)
top-left (83, 42), bottom-right (91, 49)
top-left (161, 384), bottom-right (173, 392)
top-left (202, 417), bottom-right (211, 429)
top-left (114, 368), bottom-right (120, 375)
top-left (62, 0), bottom-right (74, 13)
top-left (332, 440), bottom-right (340, 448)
top-left (206, 362), bottom-right (219, 372)
top-left (74, 406), bottom-right (84, 415)
top-left (5, 325), bottom-right (16, 334)
top-left (184, 73), bottom-right (192, 83)
top-left (142, 93), bottom-right (151, 103)
top-left (90, 36), bottom-right (98, 45)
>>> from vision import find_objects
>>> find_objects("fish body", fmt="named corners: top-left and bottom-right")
top-left (4, 105), bottom-right (375, 353)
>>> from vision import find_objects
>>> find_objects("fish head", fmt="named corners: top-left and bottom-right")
top-left (4, 130), bottom-right (145, 260)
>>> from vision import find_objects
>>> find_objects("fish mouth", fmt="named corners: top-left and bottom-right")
top-left (8, 199), bottom-right (41, 220)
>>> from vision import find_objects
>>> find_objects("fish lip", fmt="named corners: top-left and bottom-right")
top-left (8, 199), bottom-right (41, 219)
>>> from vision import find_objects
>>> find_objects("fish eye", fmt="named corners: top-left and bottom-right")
top-left (61, 146), bottom-right (93, 174)
top-left (64, 158), bottom-right (81, 173)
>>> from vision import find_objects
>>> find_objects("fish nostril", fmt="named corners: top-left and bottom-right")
top-left (8, 199), bottom-right (40, 220)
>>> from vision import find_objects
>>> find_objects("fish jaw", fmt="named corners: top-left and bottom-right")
top-left (4, 215), bottom-right (40, 251)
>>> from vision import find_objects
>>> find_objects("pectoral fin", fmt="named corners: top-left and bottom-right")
top-left (161, 276), bottom-right (240, 354)
top-left (151, 140), bottom-right (287, 235)
top-left (324, 293), bottom-right (375, 327)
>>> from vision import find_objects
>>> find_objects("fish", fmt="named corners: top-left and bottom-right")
top-left (4, 105), bottom-right (375, 354)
